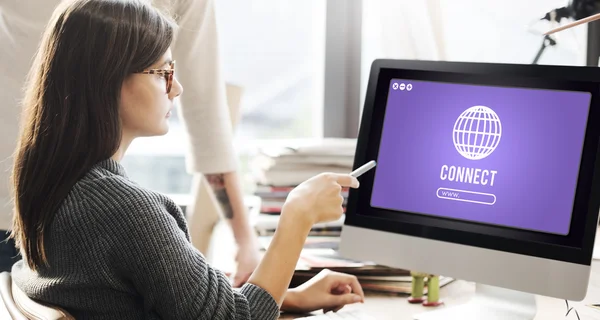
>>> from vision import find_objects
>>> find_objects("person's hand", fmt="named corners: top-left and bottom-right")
top-left (281, 269), bottom-right (365, 314)
top-left (283, 173), bottom-right (359, 227)
top-left (231, 241), bottom-right (261, 287)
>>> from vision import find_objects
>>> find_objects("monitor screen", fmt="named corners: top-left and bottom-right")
top-left (370, 79), bottom-right (592, 236)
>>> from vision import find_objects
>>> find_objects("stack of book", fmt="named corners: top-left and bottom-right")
top-left (258, 236), bottom-right (454, 295)
top-left (250, 138), bottom-right (356, 236)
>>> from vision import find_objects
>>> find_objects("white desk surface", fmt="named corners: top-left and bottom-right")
top-left (208, 222), bottom-right (600, 319)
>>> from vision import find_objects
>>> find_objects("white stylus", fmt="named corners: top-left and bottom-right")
top-left (350, 160), bottom-right (377, 178)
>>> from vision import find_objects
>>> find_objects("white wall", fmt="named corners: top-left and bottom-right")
top-left (360, 0), bottom-right (589, 108)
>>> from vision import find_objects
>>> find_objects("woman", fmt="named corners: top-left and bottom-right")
top-left (9, 0), bottom-right (364, 319)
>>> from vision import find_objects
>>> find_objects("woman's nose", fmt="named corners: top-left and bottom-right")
top-left (169, 77), bottom-right (183, 99)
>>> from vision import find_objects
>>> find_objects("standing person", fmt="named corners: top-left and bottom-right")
top-left (10, 1), bottom-right (365, 318)
top-left (161, 0), bottom-right (262, 287)
top-left (0, 0), bottom-right (56, 272)
top-left (0, 0), bottom-right (261, 284)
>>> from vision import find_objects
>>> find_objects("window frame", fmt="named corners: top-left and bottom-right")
top-left (323, 0), bottom-right (364, 139)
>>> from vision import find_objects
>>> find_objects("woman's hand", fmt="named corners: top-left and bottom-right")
top-left (281, 269), bottom-right (365, 314)
top-left (283, 173), bottom-right (359, 227)
top-left (231, 241), bottom-right (261, 287)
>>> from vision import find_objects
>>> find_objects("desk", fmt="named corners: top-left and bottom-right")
top-left (279, 261), bottom-right (600, 319)
top-left (208, 222), bottom-right (600, 320)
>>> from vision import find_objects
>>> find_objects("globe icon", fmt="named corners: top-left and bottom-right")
top-left (452, 106), bottom-right (502, 160)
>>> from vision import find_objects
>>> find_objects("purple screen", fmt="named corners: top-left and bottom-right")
top-left (371, 79), bottom-right (591, 235)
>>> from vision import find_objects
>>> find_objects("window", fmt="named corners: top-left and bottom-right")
top-left (218, 1), bottom-right (326, 143)
top-left (122, 1), bottom-right (326, 195)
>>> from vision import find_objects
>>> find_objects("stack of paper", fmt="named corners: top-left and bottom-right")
top-left (251, 138), bottom-right (356, 187)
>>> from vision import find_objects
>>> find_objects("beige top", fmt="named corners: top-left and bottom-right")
top-left (0, 0), bottom-right (236, 230)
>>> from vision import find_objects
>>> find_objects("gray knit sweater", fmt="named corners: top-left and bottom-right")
top-left (11, 159), bottom-right (280, 319)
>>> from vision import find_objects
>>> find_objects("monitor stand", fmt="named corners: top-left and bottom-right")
top-left (413, 283), bottom-right (537, 320)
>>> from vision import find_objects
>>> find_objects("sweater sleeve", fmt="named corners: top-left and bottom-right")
top-left (170, 0), bottom-right (238, 175)
top-left (97, 184), bottom-right (279, 319)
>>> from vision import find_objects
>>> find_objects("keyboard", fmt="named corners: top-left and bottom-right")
top-left (296, 310), bottom-right (377, 319)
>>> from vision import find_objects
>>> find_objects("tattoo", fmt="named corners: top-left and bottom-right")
top-left (205, 173), bottom-right (234, 219)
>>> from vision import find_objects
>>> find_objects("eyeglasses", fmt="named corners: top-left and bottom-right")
top-left (139, 60), bottom-right (175, 94)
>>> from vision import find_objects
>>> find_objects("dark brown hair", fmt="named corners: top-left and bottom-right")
top-left (11, 0), bottom-right (175, 270)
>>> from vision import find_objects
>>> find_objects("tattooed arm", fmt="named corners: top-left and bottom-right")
top-left (205, 171), bottom-right (261, 287)
top-left (204, 172), bottom-right (235, 219)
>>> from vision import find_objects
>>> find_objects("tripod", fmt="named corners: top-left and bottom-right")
top-left (532, 0), bottom-right (600, 64)
top-left (531, 34), bottom-right (557, 64)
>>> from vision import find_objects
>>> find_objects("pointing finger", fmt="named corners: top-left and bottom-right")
top-left (331, 174), bottom-right (360, 188)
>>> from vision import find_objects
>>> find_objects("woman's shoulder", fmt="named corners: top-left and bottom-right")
top-left (50, 159), bottom-right (190, 246)
top-left (63, 159), bottom-right (179, 219)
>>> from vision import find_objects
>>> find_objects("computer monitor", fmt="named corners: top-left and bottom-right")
top-left (339, 59), bottom-right (600, 320)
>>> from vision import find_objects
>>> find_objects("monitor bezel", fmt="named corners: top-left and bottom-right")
top-left (345, 59), bottom-right (600, 265)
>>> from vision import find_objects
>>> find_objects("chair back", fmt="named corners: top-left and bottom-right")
top-left (0, 271), bottom-right (27, 320)
top-left (0, 271), bottom-right (74, 320)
